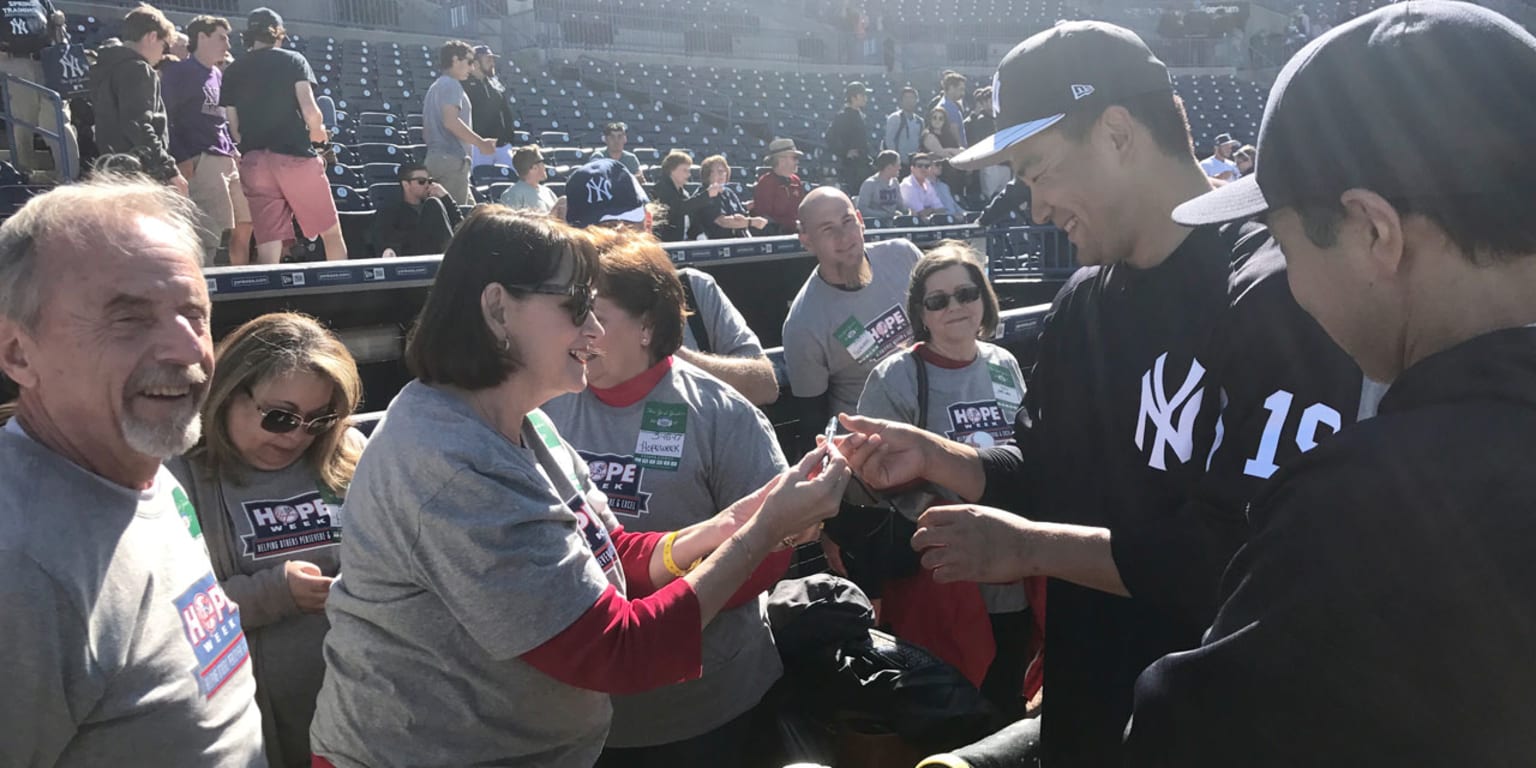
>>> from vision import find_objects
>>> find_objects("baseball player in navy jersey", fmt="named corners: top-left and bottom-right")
top-left (1125, 3), bottom-right (1536, 764)
top-left (839, 21), bottom-right (1364, 767)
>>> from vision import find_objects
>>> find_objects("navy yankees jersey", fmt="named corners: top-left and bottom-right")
top-left (978, 222), bottom-right (1364, 767)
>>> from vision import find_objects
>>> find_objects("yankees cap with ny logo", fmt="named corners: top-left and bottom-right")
top-left (564, 158), bottom-right (650, 229)
top-left (951, 21), bottom-right (1174, 170)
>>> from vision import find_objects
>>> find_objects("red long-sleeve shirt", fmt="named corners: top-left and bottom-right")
top-left (521, 527), bottom-right (791, 694)
top-left (752, 172), bottom-right (805, 233)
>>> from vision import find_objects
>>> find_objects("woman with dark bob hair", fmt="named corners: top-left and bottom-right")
top-left (545, 229), bottom-right (798, 765)
top-left (168, 312), bottom-right (366, 768)
top-left (309, 207), bottom-right (848, 768)
top-left (855, 241), bottom-right (1041, 719)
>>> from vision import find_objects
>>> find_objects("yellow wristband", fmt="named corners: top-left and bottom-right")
top-left (661, 531), bottom-right (701, 578)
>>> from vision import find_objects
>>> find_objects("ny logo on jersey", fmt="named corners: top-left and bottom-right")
top-left (585, 175), bottom-right (613, 203)
top-left (58, 51), bottom-right (86, 80)
top-left (1135, 352), bottom-right (1206, 471)
top-left (9, 18), bottom-right (28, 36)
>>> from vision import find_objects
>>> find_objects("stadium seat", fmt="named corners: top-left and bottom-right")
top-left (359, 111), bottom-right (400, 127)
top-left (356, 143), bottom-right (406, 164)
top-left (0, 162), bottom-right (26, 187)
top-left (331, 185), bottom-right (372, 212)
top-left (369, 183), bottom-right (404, 209)
top-left (471, 165), bottom-right (515, 188)
top-left (488, 182), bottom-right (514, 201)
top-left (361, 163), bottom-right (402, 186)
top-left (356, 125), bottom-right (402, 143)
top-left (0, 185), bottom-right (48, 216)
top-left (327, 164), bottom-right (364, 187)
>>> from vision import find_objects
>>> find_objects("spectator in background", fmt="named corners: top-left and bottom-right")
top-left (653, 149), bottom-right (712, 242)
top-left (463, 44), bottom-right (517, 168)
top-left (964, 87), bottom-right (996, 144)
top-left (976, 176), bottom-right (1031, 227)
top-left (700, 154), bottom-right (766, 239)
top-left (782, 186), bottom-right (922, 441)
top-left (920, 106), bottom-right (961, 160)
top-left (566, 157), bottom-right (779, 405)
top-left (590, 121), bottom-right (643, 180)
top-left (0, 0), bottom-right (77, 182)
top-left (423, 40), bottom-right (496, 205)
top-left (884, 85), bottom-right (923, 167)
top-left (164, 30), bottom-right (188, 63)
top-left (169, 312), bottom-right (365, 768)
top-left (1234, 143), bottom-right (1256, 176)
top-left (828, 81), bottom-right (872, 194)
top-left (901, 152), bottom-right (962, 219)
top-left (752, 138), bottom-right (807, 235)
top-left (221, 7), bottom-right (345, 263)
top-left (89, 4), bottom-right (186, 194)
top-left (966, 86), bottom-right (1011, 200)
top-left (0, 177), bottom-right (265, 767)
top-left (499, 146), bottom-right (559, 214)
top-left (935, 70), bottom-right (969, 148)
top-left (162, 15), bottom-right (252, 266)
top-left (857, 149), bottom-right (907, 221)
top-left (371, 162), bottom-right (462, 258)
top-left (1200, 132), bottom-right (1241, 180)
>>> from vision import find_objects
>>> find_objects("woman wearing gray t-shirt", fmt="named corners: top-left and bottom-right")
top-left (168, 312), bottom-right (366, 768)
top-left (856, 243), bottom-right (1043, 721)
top-left (308, 209), bottom-right (847, 768)
top-left (543, 230), bottom-right (791, 765)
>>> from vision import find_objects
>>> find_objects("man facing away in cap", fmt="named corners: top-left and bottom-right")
top-left (837, 20), bottom-right (1363, 767)
top-left (1127, 3), bottom-right (1536, 764)
top-left (0, 177), bottom-right (264, 766)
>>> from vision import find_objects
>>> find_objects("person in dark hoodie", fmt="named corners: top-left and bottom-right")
top-left (1126, 3), bottom-right (1536, 764)
top-left (88, 4), bottom-right (185, 194)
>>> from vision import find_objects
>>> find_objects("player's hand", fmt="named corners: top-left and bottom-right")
top-left (911, 504), bottom-right (1034, 584)
top-left (834, 413), bottom-right (935, 490)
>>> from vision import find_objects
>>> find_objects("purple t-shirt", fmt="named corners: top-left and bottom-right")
top-left (161, 57), bottom-right (236, 163)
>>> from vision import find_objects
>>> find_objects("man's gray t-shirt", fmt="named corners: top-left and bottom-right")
top-left (679, 267), bottom-right (764, 358)
top-left (544, 358), bottom-right (786, 747)
top-left (856, 343), bottom-right (1030, 613)
top-left (0, 421), bottom-right (265, 767)
top-left (423, 74), bottom-right (471, 159)
top-left (588, 148), bottom-right (641, 176)
top-left (499, 180), bottom-right (557, 213)
top-left (782, 238), bottom-right (922, 417)
top-left (310, 381), bottom-right (626, 768)
top-left (857, 174), bottom-right (905, 220)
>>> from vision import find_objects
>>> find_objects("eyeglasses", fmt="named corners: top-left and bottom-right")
top-left (921, 285), bottom-right (983, 312)
top-left (252, 401), bottom-right (340, 436)
top-left (512, 282), bottom-right (596, 326)
top-left (406, 177), bottom-right (432, 185)
top-left (913, 162), bottom-right (934, 169)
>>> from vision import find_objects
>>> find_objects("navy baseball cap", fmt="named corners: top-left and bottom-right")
top-left (951, 21), bottom-right (1172, 170)
top-left (1175, 1), bottom-right (1536, 226)
top-left (472, 44), bottom-right (497, 58)
top-left (247, 7), bottom-right (283, 30)
top-left (565, 158), bottom-right (650, 229)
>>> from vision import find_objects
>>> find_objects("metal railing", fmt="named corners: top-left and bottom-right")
top-left (1, 73), bottom-right (77, 181)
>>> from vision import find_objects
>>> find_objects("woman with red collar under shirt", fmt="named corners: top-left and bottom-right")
top-left (855, 242), bottom-right (1043, 721)
top-left (543, 228), bottom-right (796, 767)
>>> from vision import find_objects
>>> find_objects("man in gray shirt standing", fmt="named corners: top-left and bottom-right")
top-left (422, 39), bottom-right (496, 204)
top-left (0, 178), bottom-right (264, 766)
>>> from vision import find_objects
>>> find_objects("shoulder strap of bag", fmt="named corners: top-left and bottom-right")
top-left (679, 270), bottom-right (713, 354)
top-left (914, 349), bottom-right (929, 431)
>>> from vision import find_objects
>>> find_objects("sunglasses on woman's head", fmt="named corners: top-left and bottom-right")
top-left (922, 285), bottom-right (982, 312)
top-left (253, 402), bottom-right (340, 436)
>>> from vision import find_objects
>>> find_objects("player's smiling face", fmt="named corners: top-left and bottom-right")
top-left (1010, 124), bottom-right (1131, 268)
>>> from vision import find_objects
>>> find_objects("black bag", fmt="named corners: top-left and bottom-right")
top-left (822, 354), bottom-right (932, 598)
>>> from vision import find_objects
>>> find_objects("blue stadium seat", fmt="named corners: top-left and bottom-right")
top-left (355, 143), bottom-right (406, 164)
top-left (361, 163), bottom-right (402, 186)
top-left (356, 125), bottom-right (401, 143)
top-left (0, 162), bottom-right (26, 187)
top-left (368, 183), bottom-right (403, 209)
top-left (327, 164), bottom-right (363, 187)
top-left (359, 111), bottom-right (400, 127)
top-left (331, 185), bottom-right (371, 212)
top-left (471, 165), bottom-right (514, 188)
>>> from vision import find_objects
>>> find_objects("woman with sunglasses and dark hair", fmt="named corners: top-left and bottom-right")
top-left (309, 208), bottom-right (847, 768)
top-left (854, 242), bottom-right (1040, 720)
top-left (167, 311), bottom-right (365, 768)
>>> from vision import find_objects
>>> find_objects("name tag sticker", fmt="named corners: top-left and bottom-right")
top-left (635, 401), bottom-right (688, 471)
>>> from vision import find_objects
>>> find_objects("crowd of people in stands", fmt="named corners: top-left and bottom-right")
top-left (7, 2), bottom-right (1536, 768)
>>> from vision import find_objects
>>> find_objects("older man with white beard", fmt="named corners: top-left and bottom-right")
top-left (0, 178), bottom-right (265, 767)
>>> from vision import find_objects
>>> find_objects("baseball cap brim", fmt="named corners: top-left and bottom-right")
top-left (1170, 173), bottom-right (1270, 226)
top-left (951, 113), bottom-right (1064, 170)
top-left (599, 206), bottom-right (648, 226)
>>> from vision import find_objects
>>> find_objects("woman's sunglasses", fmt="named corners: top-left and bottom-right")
top-left (513, 282), bottom-right (596, 326)
top-left (253, 402), bottom-right (340, 436)
top-left (922, 285), bottom-right (982, 312)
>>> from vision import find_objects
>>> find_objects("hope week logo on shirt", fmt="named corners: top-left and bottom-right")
top-left (568, 495), bottom-right (619, 572)
top-left (581, 451), bottom-right (652, 518)
top-left (172, 573), bottom-right (250, 699)
top-left (834, 304), bottom-right (913, 364)
top-left (945, 399), bottom-right (1016, 448)
top-left (239, 489), bottom-right (342, 560)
